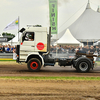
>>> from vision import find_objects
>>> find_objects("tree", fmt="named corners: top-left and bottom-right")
top-left (2, 32), bottom-right (15, 41)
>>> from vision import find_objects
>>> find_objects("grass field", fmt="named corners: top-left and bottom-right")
top-left (96, 61), bottom-right (100, 66)
top-left (0, 76), bottom-right (100, 80)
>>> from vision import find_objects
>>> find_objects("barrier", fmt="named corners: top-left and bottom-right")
top-left (0, 53), bottom-right (13, 58)
top-left (0, 53), bottom-right (13, 60)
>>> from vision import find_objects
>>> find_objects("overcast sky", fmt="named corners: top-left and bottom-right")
top-left (0, 0), bottom-right (100, 36)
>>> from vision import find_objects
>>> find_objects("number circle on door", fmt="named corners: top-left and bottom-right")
top-left (37, 42), bottom-right (44, 50)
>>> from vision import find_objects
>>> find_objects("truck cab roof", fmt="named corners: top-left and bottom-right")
top-left (19, 27), bottom-right (47, 33)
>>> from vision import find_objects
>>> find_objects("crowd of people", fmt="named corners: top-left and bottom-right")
top-left (0, 44), bottom-right (100, 55)
top-left (50, 45), bottom-right (100, 54)
top-left (0, 44), bottom-right (16, 53)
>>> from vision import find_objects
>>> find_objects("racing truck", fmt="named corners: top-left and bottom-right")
top-left (16, 27), bottom-right (97, 73)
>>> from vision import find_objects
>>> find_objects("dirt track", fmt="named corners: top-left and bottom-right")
top-left (0, 61), bottom-right (100, 77)
top-left (0, 61), bottom-right (100, 100)
top-left (0, 79), bottom-right (100, 100)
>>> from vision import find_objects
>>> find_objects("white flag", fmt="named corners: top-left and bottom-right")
top-left (4, 18), bottom-right (18, 31)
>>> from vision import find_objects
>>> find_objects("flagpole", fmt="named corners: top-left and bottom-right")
top-left (18, 16), bottom-right (19, 41)
top-left (56, 0), bottom-right (58, 57)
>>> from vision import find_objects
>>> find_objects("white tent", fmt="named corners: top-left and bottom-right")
top-left (69, 2), bottom-right (100, 42)
top-left (51, 29), bottom-right (66, 45)
top-left (55, 29), bottom-right (82, 46)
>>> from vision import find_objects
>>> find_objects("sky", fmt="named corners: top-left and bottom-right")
top-left (0, 0), bottom-right (100, 38)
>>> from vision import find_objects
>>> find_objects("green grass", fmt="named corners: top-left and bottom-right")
top-left (96, 61), bottom-right (100, 66)
top-left (0, 76), bottom-right (100, 80)
top-left (0, 60), bottom-right (16, 61)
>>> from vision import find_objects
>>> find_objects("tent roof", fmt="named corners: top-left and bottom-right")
top-left (69, 3), bottom-right (100, 42)
top-left (57, 29), bottom-right (80, 44)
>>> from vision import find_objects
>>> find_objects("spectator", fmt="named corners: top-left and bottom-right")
top-left (82, 46), bottom-right (87, 53)
top-left (4, 45), bottom-right (10, 53)
top-left (75, 47), bottom-right (79, 53)
top-left (85, 45), bottom-right (90, 53)
top-left (95, 46), bottom-right (99, 53)
top-left (90, 46), bottom-right (95, 53)
top-left (10, 46), bottom-right (14, 53)
top-left (79, 46), bottom-right (83, 51)
top-left (7, 46), bottom-right (10, 53)
top-left (13, 46), bottom-right (16, 53)
top-left (50, 45), bottom-right (54, 52)
top-left (52, 46), bottom-right (56, 53)
top-left (57, 45), bottom-right (63, 53)
top-left (2, 45), bottom-right (5, 52)
top-left (4, 45), bottom-right (8, 53)
top-left (0, 45), bottom-right (3, 53)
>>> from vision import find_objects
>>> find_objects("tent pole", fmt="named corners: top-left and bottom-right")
top-left (93, 40), bottom-right (94, 45)
top-left (87, 40), bottom-right (88, 46)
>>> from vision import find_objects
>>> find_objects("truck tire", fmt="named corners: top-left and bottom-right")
top-left (76, 60), bottom-right (91, 73)
top-left (27, 58), bottom-right (41, 72)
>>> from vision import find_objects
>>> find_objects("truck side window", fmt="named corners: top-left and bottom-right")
top-left (24, 32), bottom-right (34, 41)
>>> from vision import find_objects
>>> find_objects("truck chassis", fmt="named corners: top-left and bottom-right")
top-left (17, 50), bottom-right (97, 73)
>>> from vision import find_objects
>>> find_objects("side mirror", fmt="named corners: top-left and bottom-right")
top-left (19, 28), bottom-right (26, 33)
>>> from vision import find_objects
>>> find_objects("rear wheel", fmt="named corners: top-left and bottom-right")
top-left (76, 60), bottom-right (91, 73)
top-left (27, 58), bottom-right (41, 72)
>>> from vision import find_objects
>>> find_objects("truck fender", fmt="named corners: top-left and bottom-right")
top-left (25, 53), bottom-right (44, 66)
top-left (73, 57), bottom-right (93, 68)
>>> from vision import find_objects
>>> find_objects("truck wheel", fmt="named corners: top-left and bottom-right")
top-left (76, 60), bottom-right (91, 73)
top-left (27, 58), bottom-right (41, 72)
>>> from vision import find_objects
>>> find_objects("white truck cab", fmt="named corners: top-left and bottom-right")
top-left (16, 27), bottom-right (50, 71)
top-left (20, 27), bottom-right (48, 53)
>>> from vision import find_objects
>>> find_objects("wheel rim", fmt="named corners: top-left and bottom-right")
top-left (30, 61), bottom-right (38, 70)
top-left (79, 62), bottom-right (88, 71)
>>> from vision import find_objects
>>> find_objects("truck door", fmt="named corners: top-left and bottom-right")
top-left (20, 32), bottom-right (35, 60)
